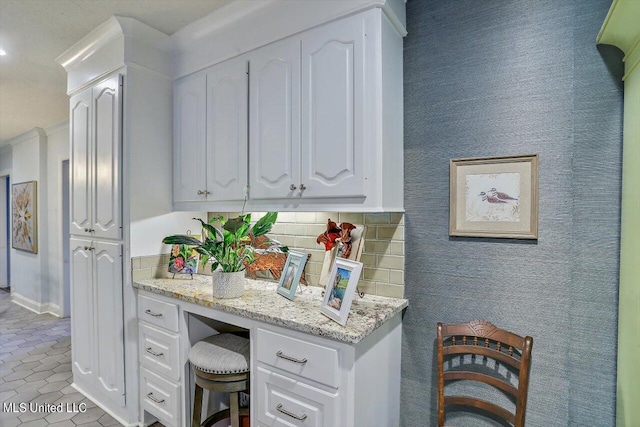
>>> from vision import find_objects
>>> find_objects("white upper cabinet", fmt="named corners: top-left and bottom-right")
top-left (70, 88), bottom-right (92, 236)
top-left (207, 59), bottom-right (248, 201)
top-left (172, 7), bottom-right (404, 211)
top-left (92, 76), bottom-right (122, 239)
top-left (70, 75), bottom-right (122, 239)
top-left (173, 75), bottom-right (206, 202)
top-left (249, 38), bottom-right (301, 200)
top-left (301, 16), bottom-right (366, 199)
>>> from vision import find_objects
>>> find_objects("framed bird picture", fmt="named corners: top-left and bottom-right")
top-left (450, 154), bottom-right (539, 239)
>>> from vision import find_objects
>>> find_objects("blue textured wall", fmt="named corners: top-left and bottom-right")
top-left (401, 1), bottom-right (623, 426)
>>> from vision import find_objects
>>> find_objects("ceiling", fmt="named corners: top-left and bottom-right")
top-left (0, 0), bottom-right (231, 144)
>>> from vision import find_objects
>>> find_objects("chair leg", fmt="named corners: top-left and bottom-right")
top-left (230, 391), bottom-right (240, 427)
top-left (192, 383), bottom-right (203, 427)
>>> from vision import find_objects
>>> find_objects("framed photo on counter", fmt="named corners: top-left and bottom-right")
top-left (277, 250), bottom-right (307, 300)
top-left (321, 258), bottom-right (363, 326)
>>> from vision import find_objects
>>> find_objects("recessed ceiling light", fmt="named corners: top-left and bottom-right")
top-left (0, 49), bottom-right (6, 56)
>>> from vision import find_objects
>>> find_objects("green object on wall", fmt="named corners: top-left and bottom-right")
top-left (598, 1), bottom-right (640, 425)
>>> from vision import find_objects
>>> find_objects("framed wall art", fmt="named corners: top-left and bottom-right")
top-left (321, 258), bottom-right (363, 326)
top-left (277, 250), bottom-right (308, 300)
top-left (450, 154), bottom-right (539, 239)
top-left (12, 180), bottom-right (38, 253)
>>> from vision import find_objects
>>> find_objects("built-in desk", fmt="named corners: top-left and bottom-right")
top-left (133, 276), bottom-right (408, 427)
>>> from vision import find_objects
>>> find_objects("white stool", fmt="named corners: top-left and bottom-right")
top-left (189, 334), bottom-right (250, 427)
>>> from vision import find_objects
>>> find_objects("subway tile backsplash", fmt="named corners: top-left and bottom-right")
top-left (131, 212), bottom-right (405, 298)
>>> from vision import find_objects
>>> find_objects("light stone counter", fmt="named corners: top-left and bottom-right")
top-left (133, 275), bottom-right (408, 344)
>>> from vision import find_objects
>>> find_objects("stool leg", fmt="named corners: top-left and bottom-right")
top-left (230, 391), bottom-right (240, 427)
top-left (192, 383), bottom-right (203, 427)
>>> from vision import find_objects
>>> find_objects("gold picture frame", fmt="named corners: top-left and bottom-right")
top-left (450, 154), bottom-right (539, 239)
top-left (12, 180), bottom-right (38, 253)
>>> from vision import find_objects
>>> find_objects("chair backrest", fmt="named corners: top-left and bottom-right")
top-left (437, 320), bottom-right (533, 426)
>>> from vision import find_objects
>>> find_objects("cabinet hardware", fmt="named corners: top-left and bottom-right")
top-left (145, 347), bottom-right (164, 357)
top-left (276, 404), bottom-right (307, 421)
top-left (289, 184), bottom-right (297, 191)
top-left (144, 309), bottom-right (163, 317)
top-left (83, 246), bottom-right (95, 251)
top-left (197, 190), bottom-right (205, 195)
top-left (299, 184), bottom-right (306, 191)
top-left (276, 350), bottom-right (307, 364)
top-left (146, 393), bottom-right (165, 404)
top-left (84, 228), bottom-right (89, 232)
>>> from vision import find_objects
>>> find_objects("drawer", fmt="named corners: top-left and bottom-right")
top-left (141, 368), bottom-right (181, 427)
top-left (256, 366), bottom-right (338, 427)
top-left (256, 329), bottom-right (340, 388)
top-left (138, 293), bottom-right (179, 332)
top-left (139, 322), bottom-right (181, 381)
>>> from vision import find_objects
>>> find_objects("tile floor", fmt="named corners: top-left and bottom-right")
top-left (0, 290), bottom-right (163, 427)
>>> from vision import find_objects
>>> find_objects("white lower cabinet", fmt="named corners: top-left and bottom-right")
top-left (256, 366), bottom-right (339, 427)
top-left (70, 238), bottom-right (125, 408)
top-left (255, 327), bottom-right (341, 427)
top-left (138, 294), bottom-right (182, 427)
top-left (135, 290), bottom-right (402, 427)
top-left (141, 368), bottom-right (182, 427)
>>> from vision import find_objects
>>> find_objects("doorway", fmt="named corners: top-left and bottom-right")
top-left (0, 175), bottom-right (10, 291)
top-left (61, 160), bottom-right (70, 317)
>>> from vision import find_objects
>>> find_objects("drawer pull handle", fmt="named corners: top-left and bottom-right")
top-left (146, 393), bottom-right (165, 404)
top-left (276, 403), bottom-right (307, 421)
top-left (144, 309), bottom-right (163, 317)
top-left (276, 350), bottom-right (307, 364)
top-left (146, 347), bottom-right (164, 357)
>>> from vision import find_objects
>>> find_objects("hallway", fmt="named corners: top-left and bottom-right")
top-left (0, 290), bottom-right (121, 426)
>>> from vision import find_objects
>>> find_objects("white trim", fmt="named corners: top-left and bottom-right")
top-left (45, 120), bottom-right (70, 137)
top-left (11, 292), bottom-right (61, 316)
top-left (2, 127), bottom-right (46, 148)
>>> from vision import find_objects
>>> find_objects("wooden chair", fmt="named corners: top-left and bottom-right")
top-left (437, 320), bottom-right (533, 426)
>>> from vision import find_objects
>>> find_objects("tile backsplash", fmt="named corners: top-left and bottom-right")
top-left (131, 212), bottom-right (405, 298)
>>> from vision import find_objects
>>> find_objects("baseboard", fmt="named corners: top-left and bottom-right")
top-left (71, 382), bottom-right (140, 427)
top-left (12, 293), bottom-right (62, 317)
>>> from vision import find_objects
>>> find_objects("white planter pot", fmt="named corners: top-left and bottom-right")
top-left (212, 270), bottom-right (246, 298)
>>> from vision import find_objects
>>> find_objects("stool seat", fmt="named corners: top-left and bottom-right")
top-left (189, 333), bottom-right (250, 374)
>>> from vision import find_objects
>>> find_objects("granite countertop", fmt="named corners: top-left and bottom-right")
top-left (133, 275), bottom-right (408, 344)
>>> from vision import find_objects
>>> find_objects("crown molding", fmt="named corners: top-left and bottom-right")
top-left (597, 0), bottom-right (640, 80)
top-left (3, 127), bottom-right (47, 148)
top-left (56, 16), bottom-right (170, 71)
top-left (170, 0), bottom-right (406, 79)
top-left (45, 120), bottom-right (70, 137)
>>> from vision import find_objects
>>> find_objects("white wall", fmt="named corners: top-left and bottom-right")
top-left (9, 129), bottom-right (48, 309)
top-left (0, 146), bottom-right (11, 289)
top-left (45, 123), bottom-right (70, 315)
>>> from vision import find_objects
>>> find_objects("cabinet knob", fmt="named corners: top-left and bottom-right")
top-left (197, 190), bottom-right (204, 195)
top-left (289, 184), bottom-right (297, 191)
top-left (299, 184), bottom-right (306, 191)
top-left (84, 246), bottom-right (95, 251)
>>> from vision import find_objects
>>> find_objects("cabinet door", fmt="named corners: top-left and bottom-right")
top-left (174, 75), bottom-right (207, 202)
top-left (94, 241), bottom-right (125, 407)
top-left (301, 17), bottom-right (366, 198)
top-left (206, 60), bottom-right (248, 201)
top-left (70, 238), bottom-right (95, 382)
top-left (70, 88), bottom-right (92, 236)
top-left (92, 75), bottom-right (122, 239)
top-left (249, 38), bottom-right (301, 199)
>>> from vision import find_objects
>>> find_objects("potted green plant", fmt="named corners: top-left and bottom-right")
top-left (162, 212), bottom-right (284, 298)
